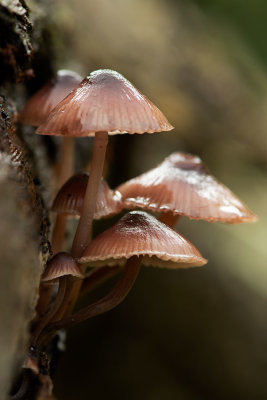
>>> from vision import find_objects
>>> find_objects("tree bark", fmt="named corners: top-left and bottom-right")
top-left (0, 1), bottom-right (53, 397)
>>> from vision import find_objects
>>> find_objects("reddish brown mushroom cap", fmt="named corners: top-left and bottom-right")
top-left (117, 152), bottom-right (257, 224)
top-left (36, 69), bottom-right (174, 137)
top-left (79, 211), bottom-right (207, 269)
top-left (20, 69), bottom-right (82, 126)
top-left (52, 172), bottom-right (123, 219)
top-left (42, 252), bottom-right (84, 282)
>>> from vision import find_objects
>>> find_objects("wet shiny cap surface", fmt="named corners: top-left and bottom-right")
top-left (36, 69), bottom-right (174, 137)
top-left (118, 152), bottom-right (257, 223)
top-left (42, 252), bottom-right (84, 282)
top-left (20, 69), bottom-right (82, 126)
top-left (79, 211), bottom-right (207, 268)
top-left (52, 172), bottom-right (123, 219)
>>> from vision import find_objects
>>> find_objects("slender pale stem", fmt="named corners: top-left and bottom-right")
top-left (31, 277), bottom-right (67, 346)
top-left (36, 137), bottom-right (75, 318)
top-left (51, 214), bottom-right (67, 254)
top-left (58, 137), bottom-right (74, 188)
top-left (159, 212), bottom-right (180, 228)
top-left (56, 131), bottom-right (108, 318)
top-left (35, 283), bottom-right (56, 318)
top-left (36, 215), bottom-right (66, 318)
top-left (71, 131), bottom-right (108, 258)
top-left (48, 278), bottom-right (73, 323)
top-left (40, 256), bottom-right (141, 345)
top-left (51, 136), bottom-right (75, 252)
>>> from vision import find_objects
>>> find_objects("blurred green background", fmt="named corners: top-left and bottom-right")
top-left (29, 0), bottom-right (267, 398)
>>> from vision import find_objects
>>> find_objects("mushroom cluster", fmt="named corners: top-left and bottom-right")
top-left (19, 68), bottom-right (257, 397)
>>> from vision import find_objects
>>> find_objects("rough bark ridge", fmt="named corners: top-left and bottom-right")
top-left (0, 0), bottom-right (32, 84)
top-left (0, 1), bottom-right (52, 397)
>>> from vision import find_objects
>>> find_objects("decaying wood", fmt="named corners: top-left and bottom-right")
top-left (0, 1), bottom-right (53, 397)
top-left (0, 95), bottom-right (51, 399)
top-left (0, 0), bottom-right (32, 84)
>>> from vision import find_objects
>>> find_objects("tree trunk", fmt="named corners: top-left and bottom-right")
top-left (0, 1), bottom-right (53, 397)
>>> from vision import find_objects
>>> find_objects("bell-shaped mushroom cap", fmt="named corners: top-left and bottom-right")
top-left (79, 211), bottom-right (207, 269)
top-left (36, 69), bottom-right (174, 137)
top-left (42, 252), bottom-right (84, 282)
top-left (20, 69), bottom-right (82, 126)
top-left (52, 172), bottom-right (123, 219)
top-left (117, 152), bottom-right (257, 224)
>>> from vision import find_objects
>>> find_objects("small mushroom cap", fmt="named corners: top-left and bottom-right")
top-left (22, 355), bottom-right (39, 374)
top-left (20, 69), bottom-right (82, 126)
top-left (36, 69), bottom-right (174, 137)
top-left (118, 152), bottom-right (257, 223)
top-left (42, 252), bottom-right (84, 282)
top-left (52, 172), bottom-right (123, 219)
top-left (79, 211), bottom-right (207, 269)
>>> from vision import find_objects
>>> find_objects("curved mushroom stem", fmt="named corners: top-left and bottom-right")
top-left (159, 212), bottom-right (180, 228)
top-left (39, 256), bottom-right (141, 346)
top-left (51, 215), bottom-right (68, 254)
top-left (31, 276), bottom-right (67, 346)
top-left (9, 370), bottom-right (31, 400)
top-left (47, 277), bottom-right (74, 323)
top-left (35, 214), bottom-right (66, 318)
top-left (58, 136), bottom-right (75, 188)
top-left (51, 136), bottom-right (75, 252)
top-left (57, 131), bottom-right (108, 318)
top-left (36, 137), bottom-right (75, 318)
top-left (71, 131), bottom-right (108, 258)
top-left (35, 282), bottom-right (56, 319)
